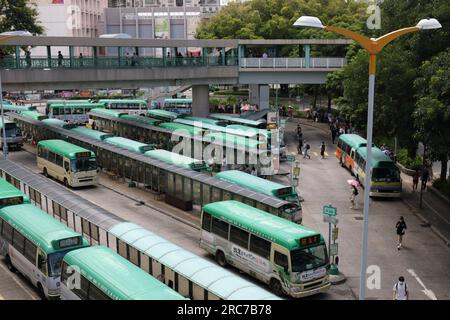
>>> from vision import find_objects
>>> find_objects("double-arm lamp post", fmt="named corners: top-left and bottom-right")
top-left (0, 31), bottom-right (32, 159)
top-left (293, 16), bottom-right (441, 300)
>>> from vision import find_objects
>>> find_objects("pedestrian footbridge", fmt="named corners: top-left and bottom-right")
top-left (0, 37), bottom-right (350, 91)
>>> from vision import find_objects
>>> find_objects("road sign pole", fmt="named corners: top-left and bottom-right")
top-left (328, 222), bottom-right (331, 264)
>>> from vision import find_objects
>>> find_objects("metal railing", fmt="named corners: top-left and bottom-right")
top-left (0, 56), bottom-right (239, 70)
top-left (240, 57), bottom-right (346, 69)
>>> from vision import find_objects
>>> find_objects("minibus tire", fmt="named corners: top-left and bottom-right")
top-left (63, 178), bottom-right (69, 188)
top-left (43, 168), bottom-right (48, 177)
top-left (216, 251), bottom-right (227, 267)
top-left (270, 278), bottom-right (283, 296)
top-left (37, 283), bottom-right (46, 300)
top-left (5, 255), bottom-right (16, 273)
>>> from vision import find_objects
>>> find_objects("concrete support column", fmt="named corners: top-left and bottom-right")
top-left (118, 46), bottom-right (122, 66)
top-left (192, 85), bottom-right (210, 117)
top-left (249, 84), bottom-right (270, 111)
top-left (238, 45), bottom-right (244, 66)
top-left (163, 48), bottom-right (167, 67)
top-left (230, 48), bottom-right (235, 65)
top-left (15, 47), bottom-right (20, 68)
top-left (69, 46), bottom-right (74, 68)
top-left (259, 85), bottom-right (270, 110)
top-left (221, 47), bottom-right (226, 66)
top-left (93, 47), bottom-right (97, 66)
top-left (304, 44), bottom-right (310, 68)
top-left (46, 46), bottom-right (51, 68)
top-left (202, 47), bottom-right (208, 65)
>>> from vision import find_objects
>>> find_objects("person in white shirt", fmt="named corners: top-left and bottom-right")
top-left (393, 276), bottom-right (409, 300)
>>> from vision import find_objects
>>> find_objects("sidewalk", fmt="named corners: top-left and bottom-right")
top-left (400, 173), bottom-right (450, 246)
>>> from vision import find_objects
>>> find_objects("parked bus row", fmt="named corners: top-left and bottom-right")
top-left (11, 111), bottom-right (297, 221)
top-left (0, 160), bottom-right (281, 300)
top-left (336, 134), bottom-right (402, 197)
top-left (0, 177), bottom-right (185, 300)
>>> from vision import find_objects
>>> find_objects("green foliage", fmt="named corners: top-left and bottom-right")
top-left (413, 48), bottom-right (450, 180)
top-left (196, 0), bottom-right (368, 44)
top-left (0, 0), bottom-right (43, 56)
top-left (395, 148), bottom-right (423, 171)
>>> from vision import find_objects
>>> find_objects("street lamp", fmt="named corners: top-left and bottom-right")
top-left (294, 16), bottom-right (441, 300)
top-left (0, 30), bottom-right (33, 159)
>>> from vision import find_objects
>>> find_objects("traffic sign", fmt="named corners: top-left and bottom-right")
top-left (323, 215), bottom-right (338, 225)
top-left (332, 227), bottom-right (339, 241)
top-left (323, 205), bottom-right (337, 216)
top-left (330, 243), bottom-right (338, 256)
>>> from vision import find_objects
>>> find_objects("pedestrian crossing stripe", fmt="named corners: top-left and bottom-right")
top-left (313, 152), bottom-right (318, 156)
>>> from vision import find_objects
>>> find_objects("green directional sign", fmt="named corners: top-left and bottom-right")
top-left (323, 205), bottom-right (337, 216)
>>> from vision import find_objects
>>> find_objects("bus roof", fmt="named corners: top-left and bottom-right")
top-left (215, 170), bottom-right (293, 198)
top-left (70, 127), bottom-right (114, 141)
top-left (48, 103), bottom-right (104, 109)
top-left (184, 116), bottom-right (223, 126)
top-left (46, 99), bottom-right (91, 105)
top-left (104, 136), bottom-right (154, 153)
top-left (173, 119), bottom-right (260, 138)
top-left (164, 98), bottom-right (192, 103)
top-left (145, 149), bottom-right (207, 171)
top-left (147, 109), bottom-right (180, 120)
top-left (63, 246), bottom-right (185, 300)
top-left (338, 134), bottom-right (368, 149)
top-left (109, 222), bottom-right (280, 300)
top-left (120, 114), bottom-right (162, 126)
top-left (90, 108), bottom-right (127, 118)
top-left (37, 139), bottom-right (95, 160)
top-left (20, 111), bottom-right (48, 121)
top-left (226, 124), bottom-right (270, 137)
top-left (209, 114), bottom-right (266, 127)
top-left (357, 147), bottom-right (396, 166)
top-left (0, 204), bottom-right (88, 254)
top-left (204, 132), bottom-right (262, 149)
top-left (2, 105), bottom-right (36, 112)
top-left (203, 200), bottom-right (322, 251)
top-left (42, 118), bottom-right (77, 129)
top-left (98, 99), bottom-right (147, 104)
top-left (158, 122), bottom-right (203, 135)
top-left (0, 178), bottom-right (30, 207)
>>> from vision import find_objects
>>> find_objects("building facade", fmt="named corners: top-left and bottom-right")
top-left (30, 0), bottom-right (108, 56)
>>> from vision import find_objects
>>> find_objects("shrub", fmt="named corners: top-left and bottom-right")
top-left (395, 149), bottom-right (423, 170)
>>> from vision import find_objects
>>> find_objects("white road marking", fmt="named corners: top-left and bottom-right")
top-left (0, 261), bottom-right (38, 300)
top-left (324, 152), bottom-right (329, 156)
top-left (407, 269), bottom-right (437, 300)
top-left (313, 152), bottom-right (318, 156)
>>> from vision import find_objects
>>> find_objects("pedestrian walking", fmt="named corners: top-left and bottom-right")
top-left (57, 51), bottom-right (63, 67)
top-left (132, 52), bottom-right (138, 66)
top-left (393, 276), bottom-right (409, 300)
top-left (250, 166), bottom-right (257, 176)
top-left (350, 185), bottom-right (358, 209)
top-left (78, 52), bottom-right (83, 67)
top-left (297, 139), bottom-right (303, 155)
top-left (420, 166), bottom-right (430, 191)
top-left (303, 142), bottom-right (311, 159)
top-left (412, 169), bottom-right (419, 192)
top-left (331, 126), bottom-right (337, 144)
top-left (395, 216), bottom-right (407, 250)
top-left (320, 141), bottom-right (326, 159)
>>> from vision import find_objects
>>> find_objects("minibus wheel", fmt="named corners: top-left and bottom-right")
top-left (216, 251), bottom-right (227, 267)
top-left (270, 278), bottom-right (283, 296)
top-left (43, 168), bottom-right (48, 177)
top-left (37, 283), bottom-right (46, 300)
top-left (5, 255), bottom-right (16, 273)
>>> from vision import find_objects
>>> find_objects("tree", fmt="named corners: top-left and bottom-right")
top-left (0, 0), bottom-right (43, 56)
top-left (413, 49), bottom-right (450, 180)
